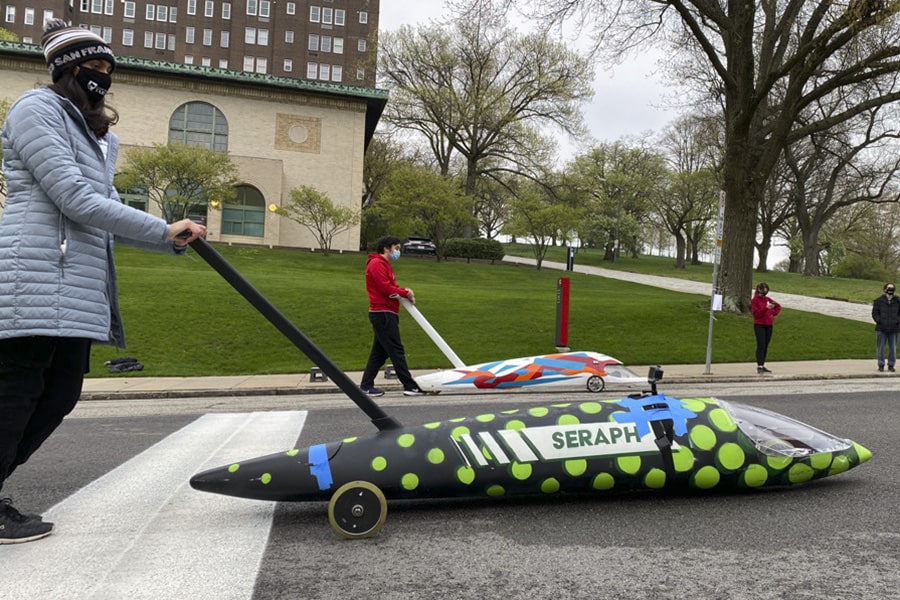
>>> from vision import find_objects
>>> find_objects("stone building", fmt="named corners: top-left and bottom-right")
top-left (0, 41), bottom-right (387, 251)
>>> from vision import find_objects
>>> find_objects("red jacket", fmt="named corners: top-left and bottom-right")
top-left (751, 293), bottom-right (781, 325)
top-left (365, 253), bottom-right (410, 313)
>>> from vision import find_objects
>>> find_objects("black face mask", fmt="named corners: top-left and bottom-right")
top-left (75, 67), bottom-right (112, 103)
top-left (887, 289), bottom-right (895, 296)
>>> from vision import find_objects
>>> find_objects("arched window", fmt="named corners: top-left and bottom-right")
top-left (168, 101), bottom-right (229, 151)
top-left (222, 185), bottom-right (265, 237)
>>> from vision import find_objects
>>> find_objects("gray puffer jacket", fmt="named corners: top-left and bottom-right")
top-left (0, 87), bottom-right (178, 347)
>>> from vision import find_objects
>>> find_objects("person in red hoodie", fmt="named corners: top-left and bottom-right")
top-left (750, 282), bottom-right (781, 375)
top-left (359, 236), bottom-right (424, 397)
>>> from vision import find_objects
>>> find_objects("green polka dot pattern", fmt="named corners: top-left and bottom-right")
top-left (194, 396), bottom-right (871, 503)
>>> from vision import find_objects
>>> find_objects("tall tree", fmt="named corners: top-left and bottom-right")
top-left (516, 0), bottom-right (900, 311)
top-left (378, 5), bottom-right (593, 199)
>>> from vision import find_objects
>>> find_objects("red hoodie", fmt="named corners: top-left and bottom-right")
top-left (365, 253), bottom-right (410, 313)
top-left (751, 293), bottom-right (781, 325)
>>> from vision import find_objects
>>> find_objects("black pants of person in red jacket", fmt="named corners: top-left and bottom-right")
top-left (360, 311), bottom-right (419, 391)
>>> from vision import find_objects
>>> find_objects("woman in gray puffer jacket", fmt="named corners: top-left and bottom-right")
top-left (0, 20), bottom-right (206, 544)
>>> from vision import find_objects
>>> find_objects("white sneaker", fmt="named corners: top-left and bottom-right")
top-left (403, 388), bottom-right (425, 396)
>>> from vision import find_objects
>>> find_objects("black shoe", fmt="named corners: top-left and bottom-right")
top-left (0, 498), bottom-right (53, 544)
top-left (757, 366), bottom-right (772, 374)
top-left (403, 388), bottom-right (426, 396)
top-left (890, 366), bottom-right (896, 373)
top-left (878, 366), bottom-right (885, 372)
top-left (361, 386), bottom-right (384, 397)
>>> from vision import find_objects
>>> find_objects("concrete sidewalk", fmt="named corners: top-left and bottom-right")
top-left (80, 359), bottom-right (893, 400)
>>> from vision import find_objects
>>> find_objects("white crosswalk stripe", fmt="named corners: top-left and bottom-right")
top-left (0, 411), bottom-right (307, 600)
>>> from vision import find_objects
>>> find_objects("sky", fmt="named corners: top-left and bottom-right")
top-left (377, 2), bottom-right (679, 162)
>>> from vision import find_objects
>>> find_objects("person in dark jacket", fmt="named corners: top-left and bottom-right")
top-left (750, 282), bottom-right (781, 375)
top-left (872, 282), bottom-right (900, 372)
top-left (359, 236), bottom-right (424, 397)
top-left (0, 20), bottom-right (206, 544)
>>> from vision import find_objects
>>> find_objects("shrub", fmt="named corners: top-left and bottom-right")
top-left (831, 254), bottom-right (892, 282)
top-left (444, 237), bottom-right (505, 262)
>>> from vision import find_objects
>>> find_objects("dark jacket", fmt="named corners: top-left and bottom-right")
top-left (872, 295), bottom-right (900, 333)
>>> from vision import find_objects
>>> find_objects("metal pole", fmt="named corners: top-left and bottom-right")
top-left (188, 237), bottom-right (402, 431)
top-left (705, 191), bottom-right (726, 374)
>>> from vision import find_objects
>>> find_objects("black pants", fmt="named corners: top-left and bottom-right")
top-left (0, 336), bottom-right (91, 493)
top-left (361, 311), bottom-right (418, 391)
top-left (754, 324), bottom-right (773, 366)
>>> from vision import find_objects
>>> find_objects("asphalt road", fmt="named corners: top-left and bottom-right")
top-left (2, 381), bottom-right (898, 600)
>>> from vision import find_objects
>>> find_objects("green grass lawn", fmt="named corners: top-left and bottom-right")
top-left (87, 242), bottom-right (878, 378)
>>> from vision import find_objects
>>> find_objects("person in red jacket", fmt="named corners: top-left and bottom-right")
top-left (359, 236), bottom-right (424, 397)
top-left (750, 282), bottom-right (781, 375)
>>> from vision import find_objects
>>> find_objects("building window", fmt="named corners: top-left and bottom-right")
top-left (105, 0), bottom-right (114, 15)
top-left (335, 9), bottom-right (344, 26)
top-left (223, 185), bottom-right (265, 238)
top-left (144, 31), bottom-right (153, 48)
top-left (220, 31), bottom-right (230, 48)
top-left (333, 37), bottom-right (343, 54)
top-left (356, 68), bottom-right (364, 80)
top-left (286, 2), bottom-right (295, 15)
top-left (319, 64), bottom-right (330, 81)
top-left (310, 6), bottom-right (320, 22)
top-left (285, 30), bottom-right (294, 44)
top-left (187, 0), bottom-right (196, 16)
top-left (243, 56), bottom-right (254, 71)
top-left (103, 27), bottom-right (113, 43)
top-left (169, 101), bottom-right (229, 152)
top-left (124, 2), bottom-right (135, 18)
top-left (219, 59), bottom-right (228, 68)
top-left (359, 11), bottom-right (367, 24)
top-left (321, 36), bottom-right (331, 53)
top-left (184, 55), bottom-right (194, 64)
top-left (122, 29), bottom-right (134, 46)
top-left (307, 62), bottom-right (317, 78)
top-left (308, 34), bottom-right (318, 51)
top-left (203, 29), bottom-right (212, 46)
top-left (245, 27), bottom-right (256, 44)
top-left (156, 5), bottom-right (167, 21)
top-left (186, 27), bottom-right (195, 44)
top-left (24, 8), bottom-right (34, 25)
top-left (260, 1), bottom-right (270, 18)
top-left (168, 34), bottom-right (176, 51)
top-left (357, 39), bottom-right (366, 52)
top-left (222, 3), bottom-right (231, 19)
top-left (205, 1), bottom-right (214, 18)
top-left (247, 0), bottom-right (258, 16)
top-left (155, 32), bottom-right (166, 49)
top-left (5, 6), bottom-right (15, 23)
top-left (322, 8), bottom-right (332, 25)
top-left (92, 0), bottom-right (103, 14)
top-left (256, 57), bottom-right (267, 73)
top-left (258, 29), bottom-right (268, 46)
top-left (331, 65), bottom-right (342, 82)
top-left (145, 4), bottom-right (154, 20)
top-left (43, 10), bottom-right (54, 25)
top-left (169, 7), bottom-right (177, 22)
top-left (201, 57), bottom-right (211, 67)
top-left (284, 58), bottom-right (293, 72)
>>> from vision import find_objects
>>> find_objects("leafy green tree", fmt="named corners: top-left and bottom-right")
top-left (374, 162), bottom-right (476, 261)
top-left (273, 186), bottom-right (359, 256)
top-left (379, 7), bottom-right (592, 199)
top-left (503, 180), bottom-right (575, 270)
top-left (0, 28), bottom-right (18, 42)
top-left (117, 142), bottom-right (239, 222)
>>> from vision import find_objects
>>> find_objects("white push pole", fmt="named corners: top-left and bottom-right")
top-left (398, 297), bottom-right (467, 368)
top-left (705, 191), bottom-right (726, 374)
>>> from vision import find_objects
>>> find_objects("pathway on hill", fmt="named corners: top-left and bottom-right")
top-left (502, 255), bottom-right (874, 324)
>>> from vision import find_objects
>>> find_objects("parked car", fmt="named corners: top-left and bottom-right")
top-left (402, 236), bottom-right (436, 256)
